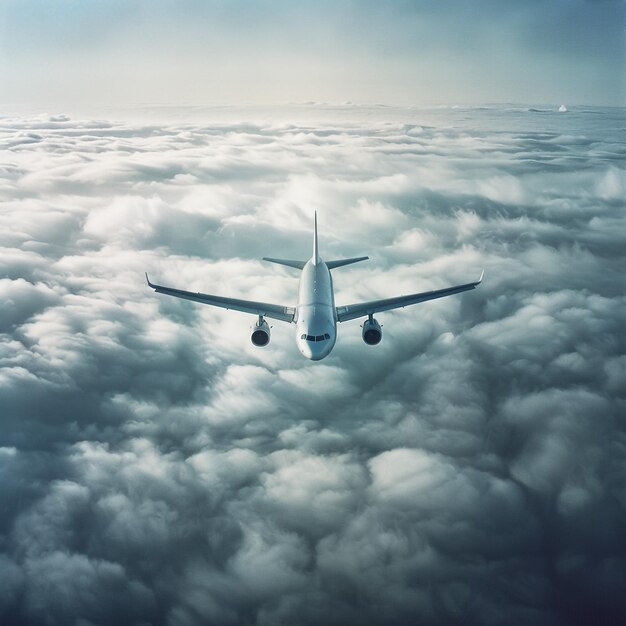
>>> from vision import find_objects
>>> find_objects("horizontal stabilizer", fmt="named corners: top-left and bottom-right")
top-left (326, 256), bottom-right (369, 269)
top-left (262, 258), bottom-right (307, 270)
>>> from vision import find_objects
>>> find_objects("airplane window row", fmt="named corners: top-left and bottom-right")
top-left (301, 333), bottom-right (331, 342)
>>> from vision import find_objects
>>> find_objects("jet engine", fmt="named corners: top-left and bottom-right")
top-left (251, 317), bottom-right (271, 347)
top-left (362, 317), bottom-right (382, 345)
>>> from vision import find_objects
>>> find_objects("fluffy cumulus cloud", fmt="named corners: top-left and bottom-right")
top-left (0, 104), bottom-right (625, 625)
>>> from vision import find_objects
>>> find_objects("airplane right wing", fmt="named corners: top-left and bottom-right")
top-left (146, 274), bottom-right (296, 323)
top-left (336, 272), bottom-right (483, 322)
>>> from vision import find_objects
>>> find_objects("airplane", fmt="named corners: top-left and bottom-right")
top-left (146, 213), bottom-right (483, 361)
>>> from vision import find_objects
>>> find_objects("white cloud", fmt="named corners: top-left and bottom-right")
top-left (1, 105), bottom-right (624, 625)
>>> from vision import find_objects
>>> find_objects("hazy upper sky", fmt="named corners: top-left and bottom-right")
top-left (1, 0), bottom-right (624, 107)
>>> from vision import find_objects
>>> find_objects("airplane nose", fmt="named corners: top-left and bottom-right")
top-left (298, 341), bottom-right (313, 359)
top-left (309, 348), bottom-right (325, 361)
top-left (299, 340), bottom-right (328, 361)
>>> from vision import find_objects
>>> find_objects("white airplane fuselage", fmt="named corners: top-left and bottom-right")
top-left (295, 258), bottom-right (337, 360)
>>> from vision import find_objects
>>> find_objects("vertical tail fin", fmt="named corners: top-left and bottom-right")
top-left (312, 211), bottom-right (320, 265)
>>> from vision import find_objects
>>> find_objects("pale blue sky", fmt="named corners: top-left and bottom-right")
top-left (0, 0), bottom-right (623, 106)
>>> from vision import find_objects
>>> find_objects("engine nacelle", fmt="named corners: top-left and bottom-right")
top-left (362, 317), bottom-right (382, 345)
top-left (251, 317), bottom-right (271, 347)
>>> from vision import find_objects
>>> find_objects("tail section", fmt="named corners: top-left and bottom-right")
top-left (312, 211), bottom-right (320, 265)
top-left (263, 214), bottom-right (368, 270)
top-left (326, 256), bottom-right (369, 269)
top-left (263, 213), bottom-right (319, 269)
top-left (263, 257), bottom-right (306, 269)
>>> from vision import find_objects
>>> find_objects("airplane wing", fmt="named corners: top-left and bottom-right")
top-left (336, 271), bottom-right (483, 322)
top-left (146, 274), bottom-right (296, 323)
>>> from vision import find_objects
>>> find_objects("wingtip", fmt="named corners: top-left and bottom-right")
top-left (478, 269), bottom-right (484, 284)
top-left (145, 272), bottom-right (154, 288)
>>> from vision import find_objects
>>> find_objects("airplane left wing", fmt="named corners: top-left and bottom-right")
top-left (336, 271), bottom-right (483, 322)
top-left (146, 274), bottom-right (296, 323)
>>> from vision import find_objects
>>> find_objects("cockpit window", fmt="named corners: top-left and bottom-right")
top-left (302, 333), bottom-right (332, 342)
top-left (304, 334), bottom-right (330, 342)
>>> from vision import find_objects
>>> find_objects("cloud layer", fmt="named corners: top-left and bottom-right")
top-left (1, 104), bottom-right (625, 625)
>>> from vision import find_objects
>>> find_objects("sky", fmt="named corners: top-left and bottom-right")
top-left (1, 103), bottom-right (625, 625)
top-left (0, 0), bottom-right (624, 107)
